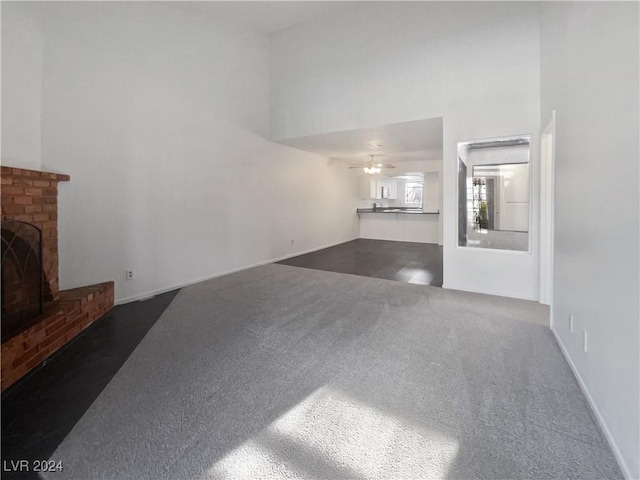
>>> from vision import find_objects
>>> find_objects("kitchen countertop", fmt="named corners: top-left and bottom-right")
top-left (357, 208), bottom-right (440, 215)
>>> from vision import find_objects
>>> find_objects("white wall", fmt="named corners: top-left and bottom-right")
top-left (271, 2), bottom-right (541, 300)
top-left (540, 2), bottom-right (639, 478)
top-left (1, 3), bottom-right (43, 170)
top-left (4, 2), bottom-right (360, 303)
top-left (423, 172), bottom-right (440, 213)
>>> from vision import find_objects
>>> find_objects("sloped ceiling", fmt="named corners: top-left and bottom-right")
top-left (275, 117), bottom-right (443, 165)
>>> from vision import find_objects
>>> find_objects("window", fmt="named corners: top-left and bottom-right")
top-left (457, 135), bottom-right (531, 251)
top-left (405, 182), bottom-right (423, 205)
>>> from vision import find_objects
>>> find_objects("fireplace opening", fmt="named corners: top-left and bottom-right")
top-left (1, 221), bottom-right (44, 341)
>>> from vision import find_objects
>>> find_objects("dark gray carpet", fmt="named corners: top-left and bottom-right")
top-left (45, 264), bottom-right (621, 479)
top-left (278, 238), bottom-right (444, 287)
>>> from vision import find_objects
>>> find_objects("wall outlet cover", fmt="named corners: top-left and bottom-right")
top-left (583, 331), bottom-right (588, 352)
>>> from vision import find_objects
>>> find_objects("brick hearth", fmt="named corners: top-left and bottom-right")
top-left (1, 166), bottom-right (114, 391)
top-left (1, 283), bottom-right (114, 390)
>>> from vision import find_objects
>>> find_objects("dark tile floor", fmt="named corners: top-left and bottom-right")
top-left (277, 238), bottom-right (443, 287)
top-left (1, 289), bottom-right (179, 480)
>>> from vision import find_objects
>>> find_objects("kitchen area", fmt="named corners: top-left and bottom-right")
top-left (356, 167), bottom-right (442, 245)
top-left (276, 117), bottom-right (444, 287)
top-left (277, 116), bottom-right (444, 247)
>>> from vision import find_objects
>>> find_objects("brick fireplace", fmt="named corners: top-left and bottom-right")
top-left (1, 166), bottom-right (114, 391)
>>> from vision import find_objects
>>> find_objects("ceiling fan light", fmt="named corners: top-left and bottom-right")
top-left (362, 154), bottom-right (383, 175)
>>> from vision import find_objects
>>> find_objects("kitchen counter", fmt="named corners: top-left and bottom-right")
top-left (357, 208), bottom-right (440, 215)
top-left (357, 207), bottom-right (440, 244)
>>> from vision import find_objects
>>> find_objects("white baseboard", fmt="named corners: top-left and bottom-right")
top-left (441, 283), bottom-right (538, 302)
top-left (115, 237), bottom-right (359, 306)
top-left (551, 328), bottom-right (633, 480)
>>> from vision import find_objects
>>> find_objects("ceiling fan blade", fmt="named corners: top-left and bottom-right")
top-left (349, 164), bottom-right (396, 169)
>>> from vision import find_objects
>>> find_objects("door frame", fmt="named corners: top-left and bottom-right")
top-left (539, 111), bottom-right (556, 315)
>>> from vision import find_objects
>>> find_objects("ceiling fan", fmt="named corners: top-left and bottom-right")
top-left (348, 155), bottom-right (396, 175)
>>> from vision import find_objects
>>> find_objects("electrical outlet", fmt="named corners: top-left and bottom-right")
top-left (125, 270), bottom-right (134, 281)
top-left (583, 331), bottom-right (588, 353)
top-left (569, 315), bottom-right (574, 333)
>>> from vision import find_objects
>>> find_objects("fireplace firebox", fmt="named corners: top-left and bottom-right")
top-left (1, 221), bottom-right (44, 341)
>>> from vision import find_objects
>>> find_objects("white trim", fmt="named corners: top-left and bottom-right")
top-left (539, 111), bottom-right (556, 308)
top-left (115, 237), bottom-right (359, 305)
top-left (441, 284), bottom-right (538, 302)
top-left (454, 243), bottom-right (532, 256)
top-left (551, 328), bottom-right (632, 480)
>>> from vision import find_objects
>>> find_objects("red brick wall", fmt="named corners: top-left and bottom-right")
top-left (1, 282), bottom-right (114, 391)
top-left (1, 166), bottom-right (115, 391)
top-left (1, 166), bottom-right (70, 300)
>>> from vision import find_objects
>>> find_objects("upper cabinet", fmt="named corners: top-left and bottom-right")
top-left (380, 179), bottom-right (397, 200)
top-left (360, 177), bottom-right (397, 200)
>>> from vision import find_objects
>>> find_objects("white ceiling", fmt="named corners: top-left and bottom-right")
top-left (171, 1), bottom-right (352, 35)
top-left (276, 117), bottom-right (444, 165)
